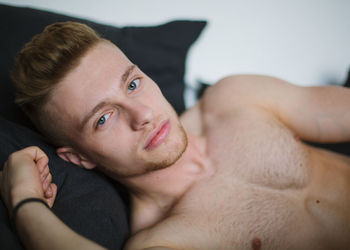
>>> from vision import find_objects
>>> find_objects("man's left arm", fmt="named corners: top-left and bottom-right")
top-left (268, 78), bottom-right (350, 143)
top-left (219, 75), bottom-right (350, 143)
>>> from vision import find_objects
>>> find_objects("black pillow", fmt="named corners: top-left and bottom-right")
top-left (0, 116), bottom-right (129, 249)
top-left (0, 4), bottom-right (206, 128)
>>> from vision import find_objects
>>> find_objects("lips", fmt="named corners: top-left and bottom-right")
top-left (144, 120), bottom-right (171, 151)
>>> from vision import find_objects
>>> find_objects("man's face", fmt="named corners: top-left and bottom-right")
top-left (48, 41), bottom-right (187, 178)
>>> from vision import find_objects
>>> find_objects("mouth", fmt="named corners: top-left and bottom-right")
top-left (144, 119), bottom-right (171, 151)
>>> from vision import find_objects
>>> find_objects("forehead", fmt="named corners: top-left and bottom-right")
top-left (47, 41), bottom-right (132, 130)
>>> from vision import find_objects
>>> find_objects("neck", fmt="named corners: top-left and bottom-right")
top-left (119, 134), bottom-right (208, 209)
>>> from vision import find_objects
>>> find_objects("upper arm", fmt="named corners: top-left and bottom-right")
top-left (207, 74), bottom-right (350, 143)
top-left (123, 230), bottom-right (173, 250)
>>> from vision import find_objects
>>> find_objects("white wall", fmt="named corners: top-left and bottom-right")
top-left (1, 0), bottom-right (350, 89)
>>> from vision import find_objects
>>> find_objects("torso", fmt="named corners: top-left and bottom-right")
top-left (128, 80), bottom-right (350, 249)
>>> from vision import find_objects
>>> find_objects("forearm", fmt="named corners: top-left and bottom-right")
top-left (0, 147), bottom-right (105, 249)
top-left (254, 77), bottom-right (350, 143)
top-left (15, 201), bottom-right (106, 250)
top-left (288, 85), bottom-right (350, 143)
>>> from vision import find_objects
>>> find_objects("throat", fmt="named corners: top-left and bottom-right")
top-left (125, 134), bottom-right (210, 232)
top-left (130, 134), bottom-right (208, 198)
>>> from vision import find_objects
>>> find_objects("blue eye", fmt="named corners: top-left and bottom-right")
top-left (97, 113), bottom-right (111, 127)
top-left (128, 79), bottom-right (140, 91)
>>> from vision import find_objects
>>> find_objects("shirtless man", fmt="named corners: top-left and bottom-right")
top-left (0, 22), bottom-right (350, 250)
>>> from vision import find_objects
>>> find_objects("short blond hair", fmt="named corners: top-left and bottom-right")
top-left (11, 22), bottom-right (103, 145)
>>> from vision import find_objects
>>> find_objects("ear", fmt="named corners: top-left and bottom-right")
top-left (56, 147), bottom-right (96, 170)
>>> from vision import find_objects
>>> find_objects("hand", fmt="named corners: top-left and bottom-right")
top-left (0, 146), bottom-right (57, 215)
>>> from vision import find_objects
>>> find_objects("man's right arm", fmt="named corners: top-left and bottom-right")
top-left (0, 146), bottom-right (106, 250)
top-left (15, 201), bottom-right (171, 250)
top-left (0, 146), bottom-right (172, 250)
top-left (14, 199), bottom-right (106, 250)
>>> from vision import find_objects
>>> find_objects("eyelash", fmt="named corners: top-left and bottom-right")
top-left (95, 78), bottom-right (141, 129)
top-left (96, 112), bottom-right (111, 128)
top-left (127, 78), bottom-right (140, 93)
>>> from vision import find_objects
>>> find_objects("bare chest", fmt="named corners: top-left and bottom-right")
top-left (168, 111), bottom-right (334, 249)
top-left (204, 109), bottom-right (311, 189)
top-left (173, 110), bottom-right (314, 249)
top-left (142, 107), bottom-right (350, 249)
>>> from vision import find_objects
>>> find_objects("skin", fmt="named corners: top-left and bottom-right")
top-left (1, 40), bottom-right (350, 250)
top-left (49, 41), bottom-right (188, 178)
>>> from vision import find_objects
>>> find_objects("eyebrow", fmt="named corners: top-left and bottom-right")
top-left (79, 64), bottom-right (136, 130)
top-left (122, 64), bottom-right (137, 85)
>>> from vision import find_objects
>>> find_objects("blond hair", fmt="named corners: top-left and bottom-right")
top-left (11, 22), bottom-right (103, 145)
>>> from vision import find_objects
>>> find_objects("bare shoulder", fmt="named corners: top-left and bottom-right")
top-left (205, 74), bottom-right (293, 95)
top-left (200, 74), bottom-right (300, 114)
top-left (180, 74), bottom-right (301, 134)
top-left (180, 100), bottom-right (204, 136)
top-left (180, 74), bottom-right (290, 134)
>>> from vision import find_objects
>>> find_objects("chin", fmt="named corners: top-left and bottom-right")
top-left (144, 123), bottom-right (188, 172)
top-left (115, 122), bottom-right (188, 178)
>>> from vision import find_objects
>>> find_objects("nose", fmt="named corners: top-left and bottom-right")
top-left (126, 101), bottom-right (153, 130)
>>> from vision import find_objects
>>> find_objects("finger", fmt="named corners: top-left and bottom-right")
top-left (46, 183), bottom-right (57, 208)
top-left (44, 185), bottom-right (53, 198)
top-left (25, 146), bottom-right (49, 165)
top-left (7, 147), bottom-right (44, 173)
top-left (42, 173), bottom-right (52, 193)
top-left (43, 179), bottom-right (49, 191)
top-left (45, 173), bottom-right (52, 185)
top-left (40, 167), bottom-right (50, 181)
top-left (36, 156), bottom-right (49, 173)
top-left (44, 175), bottom-right (55, 199)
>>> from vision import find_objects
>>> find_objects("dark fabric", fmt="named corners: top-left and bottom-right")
top-left (0, 116), bottom-right (129, 249)
top-left (0, 4), bottom-right (207, 128)
top-left (306, 140), bottom-right (350, 156)
top-left (0, 3), bottom-right (207, 250)
top-left (344, 68), bottom-right (350, 88)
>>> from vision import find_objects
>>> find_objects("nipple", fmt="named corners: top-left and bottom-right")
top-left (251, 237), bottom-right (262, 250)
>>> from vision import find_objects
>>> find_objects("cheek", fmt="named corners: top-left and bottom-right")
top-left (77, 129), bottom-right (129, 160)
top-left (147, 82), bottom-right (168, 104)
top-left (153, 94), bottom-right (176, 115)
top-left (83, 139), bottom-right (128, 168)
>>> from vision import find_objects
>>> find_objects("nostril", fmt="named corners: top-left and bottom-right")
top-left (131, 106), bottom-right (153, 130)
top-left (141, 119), bottom-right (150, 126)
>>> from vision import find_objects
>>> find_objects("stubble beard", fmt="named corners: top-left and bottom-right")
top-left (99, 116), bottom-right (188, 179)
top-left (144, 123), bottom-right (188, 172)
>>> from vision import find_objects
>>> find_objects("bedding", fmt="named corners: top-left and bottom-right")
top-left (0, 4), bottom-right (206, 249)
